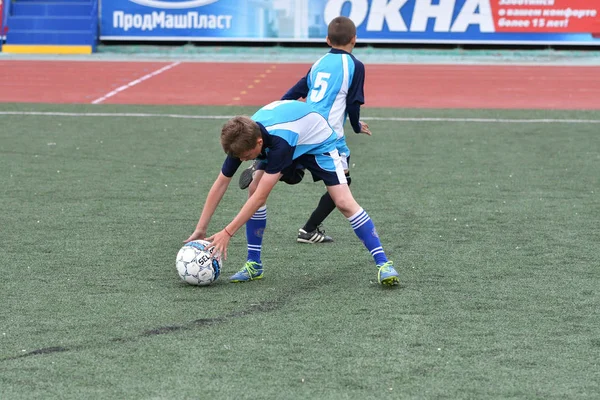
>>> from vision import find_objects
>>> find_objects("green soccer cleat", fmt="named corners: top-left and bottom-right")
top-left (377, 261), bottom-right (399, 286)
top-left (229, 261), bottom-right (264, 283)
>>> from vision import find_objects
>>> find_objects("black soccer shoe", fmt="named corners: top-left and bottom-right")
top-left (297, 226), bottom-right (333, 244)
top-left (239, 161), bottom-right (258, 190)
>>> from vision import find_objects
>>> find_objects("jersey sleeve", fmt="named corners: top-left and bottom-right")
top-left (281, 68), bottom-right (311, 100)
top-left (346, 58), bottom-right (366, 133)
top-left (221, 154), bottom-right (243, 178)
top-left (263, 134), bottom-right (295, 175)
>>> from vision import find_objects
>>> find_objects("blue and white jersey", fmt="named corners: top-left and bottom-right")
top-left (307, 50), bottom-right (357, 139)
top-left (282, 49), bottom-right (366, 139)
top-left (221, 100), bottom-right (337, 177)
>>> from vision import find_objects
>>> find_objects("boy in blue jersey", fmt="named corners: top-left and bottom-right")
top-left (239, 16), bottom-right (371, 245)
top-left (185, 100), bottom-right (399, 286)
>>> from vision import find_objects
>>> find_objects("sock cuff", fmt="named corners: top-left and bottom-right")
top-left (252, 206), bottom-right (267, 220)
top-left (348, 208), bottom-right (370, 230)
top-left (347, 207), bottom-right (365, 222)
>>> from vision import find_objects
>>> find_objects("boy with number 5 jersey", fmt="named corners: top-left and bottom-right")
top-left (239, 16), bottom-right (371, 245)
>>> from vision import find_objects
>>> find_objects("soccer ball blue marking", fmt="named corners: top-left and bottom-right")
top-left (211, 258), bottom-right (221, 280)
top-left (185, 241), bottom-right (208, 251)
top-left (176, 240), bottom-right (222, 286)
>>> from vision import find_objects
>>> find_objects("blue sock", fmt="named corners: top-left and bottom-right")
top-left (246, 206), bottom-right (266, 265)
top-left (348, 208), bottom-right (388, 266)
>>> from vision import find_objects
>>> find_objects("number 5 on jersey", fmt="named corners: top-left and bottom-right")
top-left (310, 72), bottom-right (331, 102)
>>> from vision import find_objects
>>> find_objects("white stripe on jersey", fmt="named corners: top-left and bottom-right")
top-left (329, 54), bottom-right (350, 139)
top-left (264, 112), bottom-right (333, 146)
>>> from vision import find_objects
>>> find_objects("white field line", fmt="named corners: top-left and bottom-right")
top-left (90, 61), bottom-right (181, 104)
top-left (0, 111), bottom-right (599, 124)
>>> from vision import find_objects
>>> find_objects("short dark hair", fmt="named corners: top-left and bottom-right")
top-left (327, 16), bottom-right (356, 46)
top-left (220, 116), bottom-right (261, 157)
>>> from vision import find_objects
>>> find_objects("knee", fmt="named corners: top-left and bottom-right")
top-left (334, 197), bottom-right (355, 215)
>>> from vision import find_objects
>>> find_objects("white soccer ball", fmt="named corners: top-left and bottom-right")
top-left (175, 240), bottom-right (222, 286)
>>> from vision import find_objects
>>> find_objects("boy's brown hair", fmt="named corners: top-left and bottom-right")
top-left (220, 116), bottom-right (261, 157)
top-left (327, 16), bottom-right (356, 47)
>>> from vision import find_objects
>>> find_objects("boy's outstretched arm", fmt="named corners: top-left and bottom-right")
top-left (185, 171), bottom-right (231, 243)
top-left (281, 76), bottom-right (309, 100)
top-left (207, 172), bottom-right (280, 259)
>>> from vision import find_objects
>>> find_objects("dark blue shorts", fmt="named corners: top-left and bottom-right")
top-left (256, 149), bottom-right (348, 186)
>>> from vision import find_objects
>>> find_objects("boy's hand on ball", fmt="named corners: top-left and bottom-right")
top-left (206, 230), bottom-right (230, 260)
top-left (184, 230), bottom-right (205, 243)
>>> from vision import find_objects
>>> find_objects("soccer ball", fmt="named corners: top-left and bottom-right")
top-left (175, 240), bottom-right (221, 286)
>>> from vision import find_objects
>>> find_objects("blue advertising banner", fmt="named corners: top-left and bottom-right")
top-left (0, 0), bottom-right (6, 42)
top-left (99, 0), bottom-right (600, 46)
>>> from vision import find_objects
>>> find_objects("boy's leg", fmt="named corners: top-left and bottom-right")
top-left (230, 170), bottom-right (266, 282)
top-left (327, 183), bottom-right (399, 286)
top-left (293, 151), bottom-right (398, 286)
top-left (276, 162), bottom-right (336, 243)
top-left (298, 149), bottom-right (350, 244)
top-left (298, 173), bottom-right (351, 244)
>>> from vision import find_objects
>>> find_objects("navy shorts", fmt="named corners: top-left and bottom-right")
top-left (256, 149), bottom-right (348, 186)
